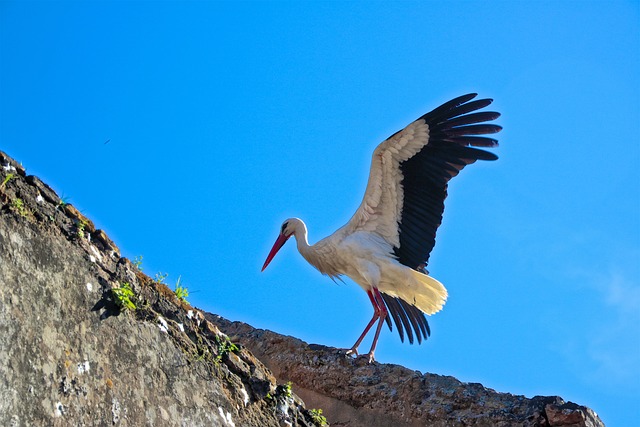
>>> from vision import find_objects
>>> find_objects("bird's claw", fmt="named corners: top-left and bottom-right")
top-left (344, 348), bottom-right (376, 363)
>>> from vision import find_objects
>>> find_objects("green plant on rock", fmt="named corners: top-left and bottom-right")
top-left (309, 408), bottom-right (328, 426)
top-left (174, 276), bottom-right (189, 303)
top-left (266, 381), bottom-right (294, 402)
top-left (282, 381), bottom-right (293, 397)
top-left (10, 198), bottom-right (28, 217)
top-left (56, 195), bottom-right (70, 210)
top-left (0, 173), bottom-right (13, 189)
top-left (214, 335), bottom-right (238, 363)
top-left (76, 219), bottom-right (87, 239)
top-left (133, 255), bottom-right (143, 271)
top-left (154, 272), bottom-right (168, 284)
top-left (283, 381), bottom-right (293, 398)
top-left (112, 282), bottom-right (136, 311)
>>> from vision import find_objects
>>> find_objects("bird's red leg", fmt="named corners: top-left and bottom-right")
top-left (345, 290), bottom-right (380, 357)
top-left (362, 288), bottom-right (388, 363)
top-left (346, 288), bottom-right (388, 362)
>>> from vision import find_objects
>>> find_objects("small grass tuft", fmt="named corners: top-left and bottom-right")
top-left (133, 255), bottom-right (143, 271)
top-left (57, 195), bottom-right (70, 210)
top-left (174, 276), bottom-right (189, 303)
top-left (0, 173), bottom-right (14, 189)
top-left (154, 272), bottom-right (168, 285)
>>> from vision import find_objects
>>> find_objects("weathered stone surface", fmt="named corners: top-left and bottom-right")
top-left (0, 150), bottom-right (319, 427)
top-left (545, 402), bottom-right (601, 427)
top-left (0, 150), bottom-right (605, 427)
top-left (208, 315), bottom-right (606, 427)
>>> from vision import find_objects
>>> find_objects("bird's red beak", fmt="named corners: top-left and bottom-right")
top-left (261, 233), bottom-right (290, 271)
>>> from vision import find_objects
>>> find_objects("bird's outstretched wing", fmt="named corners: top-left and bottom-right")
top-left (345, 93), bottom-right (501, 266)
top-left (344, 93), bottom-right (501, 343)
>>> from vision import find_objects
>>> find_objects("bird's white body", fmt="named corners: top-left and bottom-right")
top-left (291, 219), bottom-right (447, 315)
top-left (262, 93), bottom-right (501, 361)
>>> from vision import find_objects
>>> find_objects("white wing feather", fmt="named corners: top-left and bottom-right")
top-left (342, 118), bottom-right (430, 248)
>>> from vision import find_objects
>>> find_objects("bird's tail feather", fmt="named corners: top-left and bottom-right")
top-left (404, 270), bottom-right (448, 315)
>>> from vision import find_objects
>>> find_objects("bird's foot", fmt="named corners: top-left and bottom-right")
top-left (345, 347), bottom-right (359, 357)
top-left (344, 347), bottom-right (376, 364)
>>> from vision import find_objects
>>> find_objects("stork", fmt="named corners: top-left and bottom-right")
top-left (262, 93), bottom-right (501, 362)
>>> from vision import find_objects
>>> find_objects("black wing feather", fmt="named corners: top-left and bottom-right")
top-left (432, 98), bottom-right (494, 121)
top-left (381, 94), bottom-right (500, 344)
top-left (383, 294), bottom-right (414, 343)
top-left (381, 293), bottom-right (430, 344)
top-left (446, 111), bottom-right (501, 127)
top-left (393, 93), bottom-right (501, 270)
top-left (444, 124), bottom-right (502, 136)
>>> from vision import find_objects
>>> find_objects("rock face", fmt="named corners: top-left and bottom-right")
top-left (0, 151), bottom-right (318, 427)
top-left (0, 150), bottom-right (605, 427)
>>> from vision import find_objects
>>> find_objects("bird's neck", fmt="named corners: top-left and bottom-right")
top-left (292, 221), bottom-right (319, 266)
top-left (293, 224), bottom-right (311, 255)
top-left (293, 222), bottom-right (339, 277)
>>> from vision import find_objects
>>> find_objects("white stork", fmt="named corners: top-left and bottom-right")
top-left (262, 93), bottom-right (501, 362)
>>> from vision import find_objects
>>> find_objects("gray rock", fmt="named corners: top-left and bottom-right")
top-left (208, 316), bottom-right (605, 427)
top-left (0, 150), bottom-right (317, 427)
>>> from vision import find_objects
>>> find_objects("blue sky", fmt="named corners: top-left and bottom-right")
top-left (1, 1), bottom-right (638, 425)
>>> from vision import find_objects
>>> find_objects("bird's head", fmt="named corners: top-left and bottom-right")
top-left (261, 218), bottom-right (300, 271)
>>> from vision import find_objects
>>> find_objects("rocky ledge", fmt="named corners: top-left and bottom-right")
top-left (208, 315), bottom-right (604, 427)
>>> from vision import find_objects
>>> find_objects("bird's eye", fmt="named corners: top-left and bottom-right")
top-left (281, 222), bottom-right (289, 233)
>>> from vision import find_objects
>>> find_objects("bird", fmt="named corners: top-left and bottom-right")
top-left (261, 93), bottom-right (501, 362)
